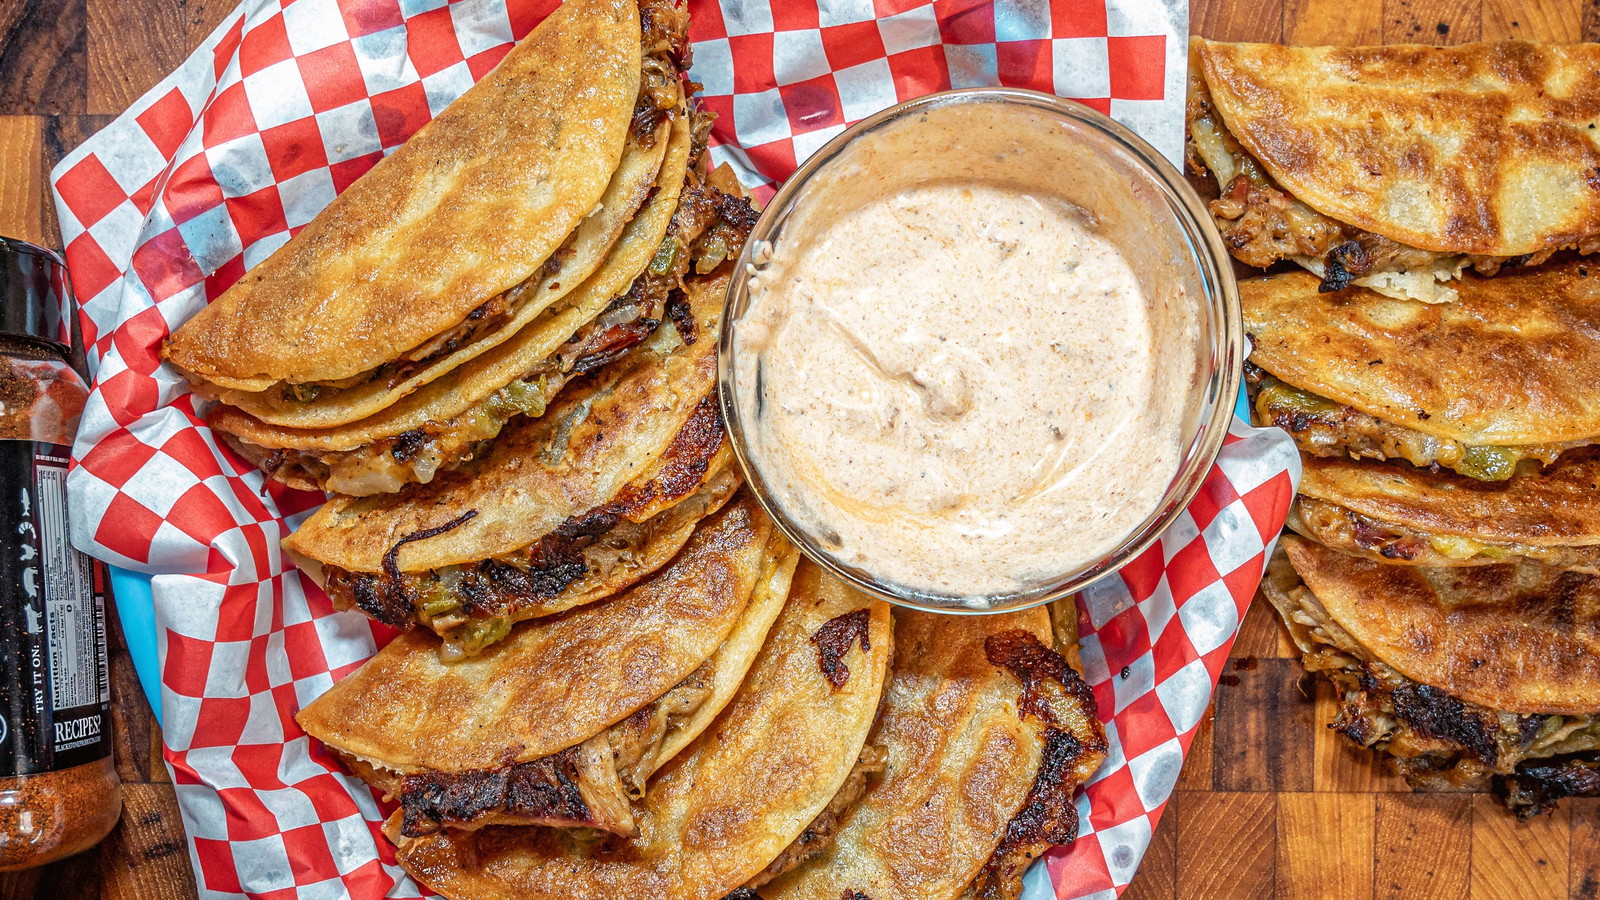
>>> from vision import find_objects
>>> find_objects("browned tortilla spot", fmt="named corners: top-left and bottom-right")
top-left (971, 630), bottom-right (1109, 900)
top-left (811, 609), bottom-right (872, 690)
top-left (983, 629), bottom-right (1098, 727)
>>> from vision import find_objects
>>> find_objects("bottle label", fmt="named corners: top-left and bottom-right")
top-left (0, 443), bottom-right (110, 775)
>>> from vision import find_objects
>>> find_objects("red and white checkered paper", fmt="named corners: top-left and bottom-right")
top-left (51, 1), bottom-right (1299, 897)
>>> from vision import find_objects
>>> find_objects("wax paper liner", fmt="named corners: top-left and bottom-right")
top-left (49, 1), bottom-right (1299, 897)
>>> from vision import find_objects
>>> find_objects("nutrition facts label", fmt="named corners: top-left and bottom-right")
top-left (0, 443), bottom-right (111, 774)
top-left (35, 462), bottom-right (103, 715)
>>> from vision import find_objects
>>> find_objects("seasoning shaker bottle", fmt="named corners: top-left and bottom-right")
top-left (0, 237), bottom-right (120, 869)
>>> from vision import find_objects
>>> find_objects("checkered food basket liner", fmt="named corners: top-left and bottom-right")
top-left (51, 1), bottom-right (1299, 897)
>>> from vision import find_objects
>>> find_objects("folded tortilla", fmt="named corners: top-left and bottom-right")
top-left (214, 85), bottom-right (677, 431)
top-left (1290, 451), bottom-right (1600, 571)
top-left (296, 496), bottom-right (793, 835)
top-left (207, 110), bottom-right (700, 494)
top-left (1265, 536), bottom-right (1600, 815)
top-left (1244, 264), bottom-right (1600, 480)
top-left (1188, 38), bottom-right (1600, 302)
top-left (756, 607), bottom-right (1105, 900)
top-left (283, 268), bottom-right (734, 656)
top-left (391, 561), bottom-right (893, 900)
top-left (165, 0), bottom-right (645, 401)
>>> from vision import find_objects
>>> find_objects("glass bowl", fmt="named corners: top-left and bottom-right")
top-left (717, 88), bottom-right (1241, 614)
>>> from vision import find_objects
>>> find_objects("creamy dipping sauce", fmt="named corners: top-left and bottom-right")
top-left (730, 98), bottom-right (1202, 602)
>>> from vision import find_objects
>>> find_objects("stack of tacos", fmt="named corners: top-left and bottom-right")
top-left (1193, 39), bottom-right (1600, 815)
top-left (167, 0), bottom-right (751, 502)
top-left (161, 1), bottom-right (1109, 896)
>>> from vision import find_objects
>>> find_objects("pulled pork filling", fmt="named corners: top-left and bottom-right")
top-left (324, 410), bottom-right (737, 660)
top-left (1264, 557), bottom-right (1600, 817)
top-left (607, 659), bottom-right (717, 798)
top-left (246, 149), bottom-right (757, 496)
top-left (1248, 366), bottom-right (1586, 481)
top-left (1288, 496), bottom-right (1600, 572)
top-left (274, 0), bottom-right (693, 405)
top-left (383, 658), bottom-right (717, 838)
top-left (1187, 71), bottom-right (1599, 303)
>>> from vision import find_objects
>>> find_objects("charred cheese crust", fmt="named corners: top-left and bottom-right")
top-left (324, 441), bottom-right (739, 658)
top-left (388, 658), bottom-right (717, 838)
top-left (1261, 550), bottom-right (1600, 817)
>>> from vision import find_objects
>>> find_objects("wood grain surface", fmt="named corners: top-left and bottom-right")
top-left (0, 0), bottom-right (1593, 897)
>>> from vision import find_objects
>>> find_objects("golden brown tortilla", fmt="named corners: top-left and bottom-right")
top-left (1196, 39), bottom-right (1600, 257)
top-left (1244, 264), bottom-right (1600, 446)
top-left (282, 268), bottom-right (728, 575)
top-left (761, 607), bottom-right (1105, 900)
top-left (294, 494), bottom-right (774, 774)
top-left (392, 561), bottom-right (893, 900)
top-left (165, 0), bottom-right (642, 393)
top-left (207, 110), bottom-right (694, 452)
top-left (1279, 535), bottom-right (1600, 716)
top-left (1292, 451), bottom-right (1600, 569)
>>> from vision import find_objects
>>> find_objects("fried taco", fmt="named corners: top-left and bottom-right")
top-left (209, 138), bottom-right (754, 495)
top-left (296, 494), bottom-right (797, 837)
top-left (165, 0), bottom-right (690, 429)
top-left (1188, 39), bottom-right (1600, 303)
top-left (1265, 535), bottom-right (1600, 816)
top-left (1290, 451), bottom-right (1600, 571)
top-left (389, 561), bottom-right (893, 900)
top-left (283, 268), bottom-right (738, 657)
top-left (752, 607), bottom-right (1106, 900)
top-left (1244, 264), bottom-right (1600, 481)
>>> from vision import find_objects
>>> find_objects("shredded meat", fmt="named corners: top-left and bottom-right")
top-left (1288, 496), bottom-right (1600, 572)
top-left (1246, 365), bottom-right (1587, 480)
top-left (1186, 69), bottom-right (1597, 301)
top-left (1503, 756), bottom-right (1600, 818)
top-left (243, 156), bottom-right (757, 496)
top-left (630, 0), bottom-right (690, 146)
top-left (1262, 553), bottom-right (1600, 815)
top-left (608, 659), bottom-right (717, 798)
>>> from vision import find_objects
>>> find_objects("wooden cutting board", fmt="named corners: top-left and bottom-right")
top-left (0, 0), bottom-right (1595, 898)
top-left (1141, 4), bottom-right (1600, 900)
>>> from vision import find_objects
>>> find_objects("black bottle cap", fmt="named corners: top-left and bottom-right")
top-left (0, 237), bottom-right (72, 350)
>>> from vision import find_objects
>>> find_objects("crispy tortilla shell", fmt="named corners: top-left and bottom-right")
top-left (1296, 451), bottom-right (1600, 556)
top-left (1196, 39), bottom-right (1600, 257)
top-left (1244, 265), bottom-right (1600, 446)
top-left (763, 608), bottom-right (1105, 900)
top-left (165, 0), bottom-right (642, 392)
top-left (392, 562), bottom-right (892, 900)
top-left (1279, 535), bottom-right (1600, 716)
top-left (329, 530), bottom-right (798, 839)
top-left (208, 110), bottom-right (694, 449)
top-left (293, 495), bottom-right (772, 773)
top-left (282, 268), bottom-right (727, 574)
top-left (209, 91), bottom-right (675, 428)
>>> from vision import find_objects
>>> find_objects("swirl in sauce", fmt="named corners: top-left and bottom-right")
top-left (733, 100), bottom-right (1199, 601)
